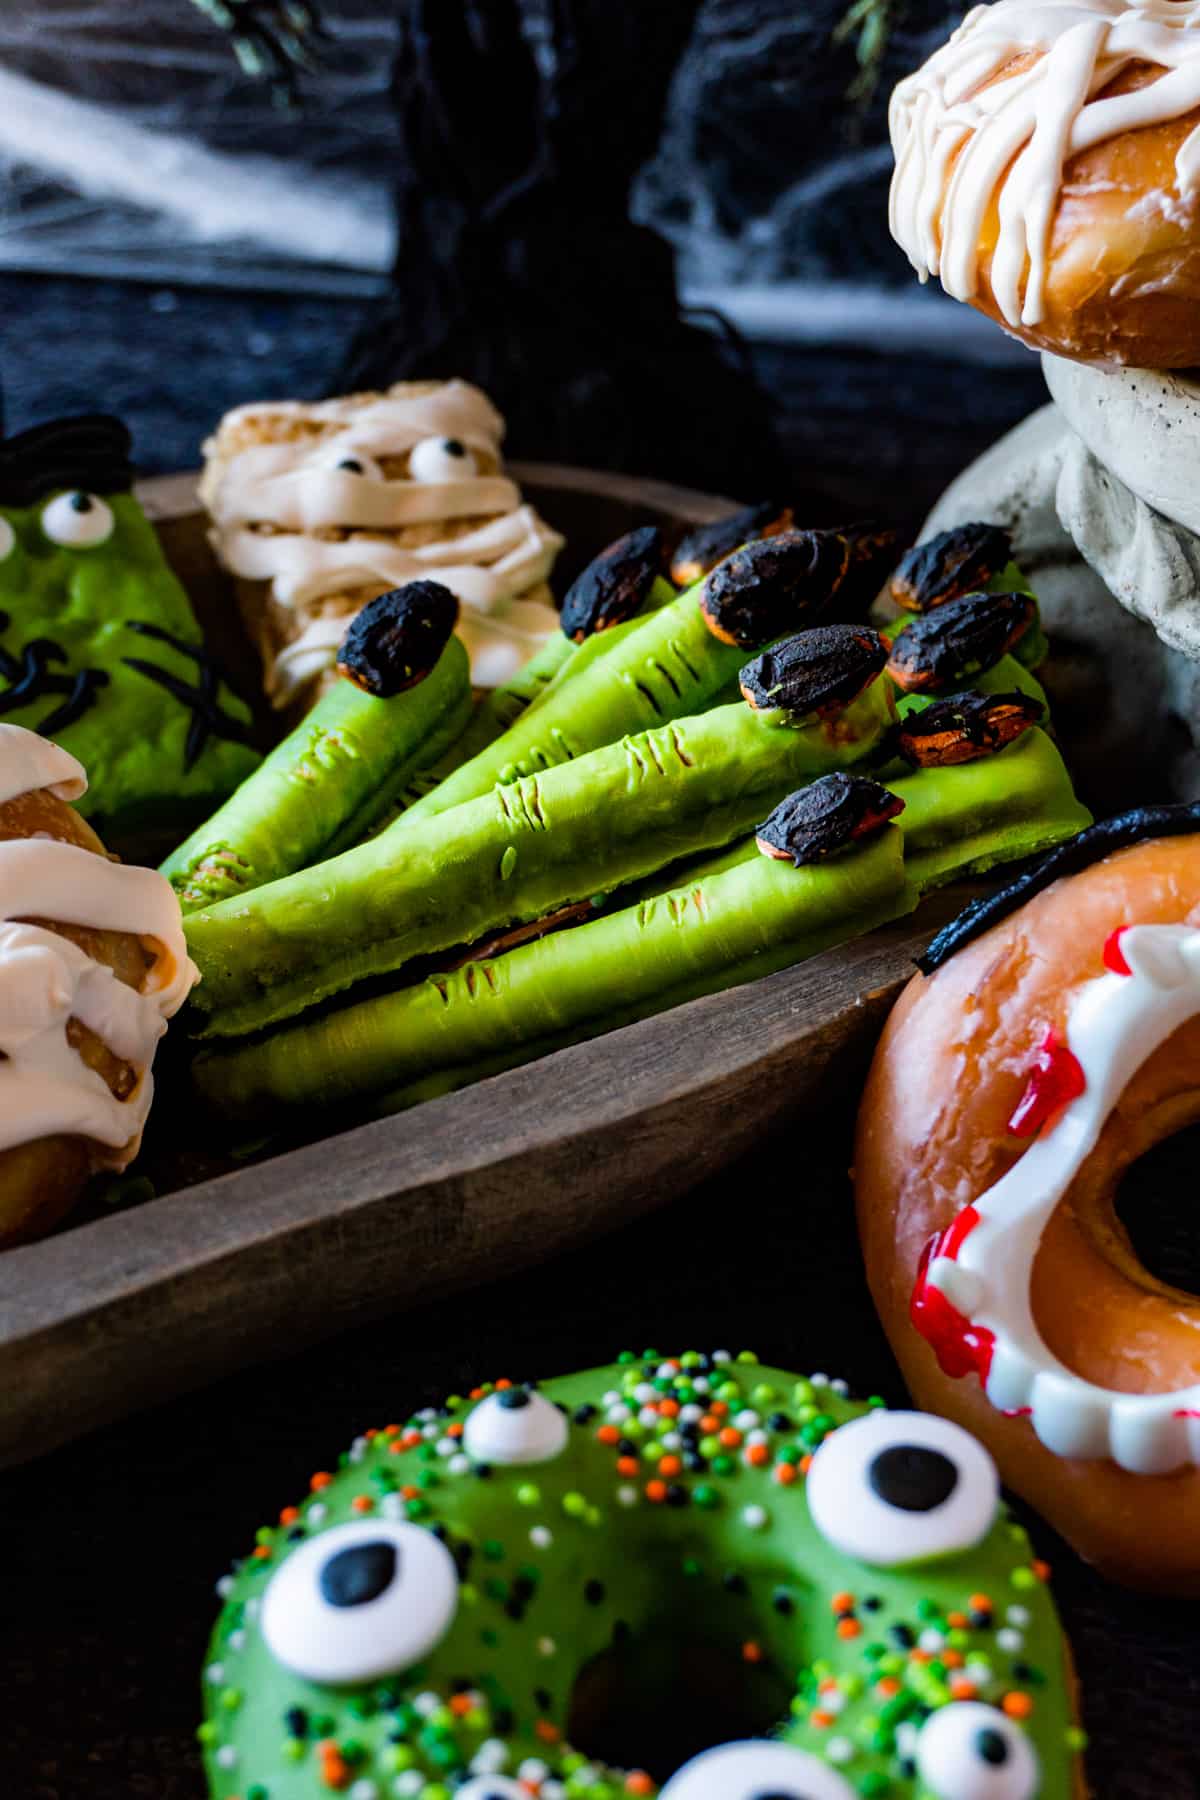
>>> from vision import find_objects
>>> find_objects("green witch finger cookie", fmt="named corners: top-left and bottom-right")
top-left (199, 1351), bottom-right (1086, 1799)
top-left (0, 414), bottom-right (259, 842)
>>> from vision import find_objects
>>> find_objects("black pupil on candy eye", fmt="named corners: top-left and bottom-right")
top-left (443, 438), bottom-right (466, 456)
top-left (498, 1387), bottom-right (531, 1410)
top-left (750, 1790), bottom-right (808, 1799)
top-left (976, 1728), bottom-right (1010, 1766)
top-left (338, 458), bottom-right (364, 473)
top-left (867, 1443), bottom-right (958, 1511)
top-left (318, 1540), bottom-right (398, 1608)
top-left (70, 492), bottom-right (93, 512)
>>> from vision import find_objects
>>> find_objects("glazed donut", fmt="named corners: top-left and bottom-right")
top-left (200, 1350), bottom-right (1086, 1800)
top-left (890, 0), bottom-right (1200, 367)
top-left (856, 804), bottom-right (1200, 1591)
top-left (0, 723), bottom-right (197, 1245)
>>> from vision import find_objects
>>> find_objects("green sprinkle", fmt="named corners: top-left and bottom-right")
top-left (561, 1491), bottom-right (587, 1516)
top-left (1011, 1568), bottom-right (1036, 1590)
top-left (693, 1484), bottom-right (719, 1509)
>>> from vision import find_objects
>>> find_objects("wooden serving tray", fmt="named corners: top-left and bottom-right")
top-left (0, 466), bottom-right (960, 1468)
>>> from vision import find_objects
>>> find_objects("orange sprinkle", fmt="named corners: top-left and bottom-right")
top-left (450, 1694), bottom-right (473, 1716)
top-left (495, 1378), bottom-right (513, 1389)
top-left (773, 1462), bottom-right (798, 1486)
top-left (836, 1617), bottom-right (862, 1640)
top-left (810, 1709), bottom-right (835, 1729)
top-left (446, 1422), bottom-right (464, 1438)
top-left (383, 1424), bottom-right (401, 1437)
top-left (942, 1649), bottom-right (964, 1669)
top-left (625, 1775), bottom-right (655, 1797)
top-left (1032, 1559), bottom-right (1052, 1582)
top-left (279, 1506), bottom-right (299, 1526)
top-left (875, 1677), bottom-right (901, 1698)
top-left (658, 1398), bottom-right (680, 1418)
top-left (402, 1429), bottom-right (422, 1448)
top-left (658, 1455), bottom-right (683, 1478)
top-left (699, 1414), bottom-right (720, 1434)
top-left (909, 1649), bottom-right (933, 1665)
top-left (364, 1428), bottom-right (378, 1441)
top-left (310, 1471), bottom-right (333, 1492)
top-left (645, 1480), bottom-right (668, 1504)
top-left (950, 1677), bottom-right (979, 1701)
top-left (742, 1640), bottom-right (764, 1663)
top-left (616, 1456), bottom-right (640, 1478)
top-left (744, 1443), bottom-right (769, 1468)
top-left (947, 1612), bottom-right (969, 1630)
top-left (535, 1719), bottom-right (561, 1743)
top-left (1003, 1692), bottom-right (1034, 1719)
top-left (596, 1424), bottom-right (621, 1446)
top-left (252, 1545), bottom-right (271, 1561)
top-left (400, 1485), bottom-right (421, 1501)
top-left (799, 1454), bottom-right (814, 1475)
top-left (718, 1426), bottom-right (743, 1449)
top-left (831, 1591), bottom-right (856, 1615)
top-left (969, 1593), bottom-right (992, 1612)
top-left (710, 1400), bottom-right (729, 1418)
top-left (818, 1677), bottom-right (840, 1694)
top-left (351, 1495), bottom-right (374, 1514)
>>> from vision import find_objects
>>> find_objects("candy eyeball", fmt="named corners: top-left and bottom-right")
top-left (0, 518), bottom-right (13, 560)
top-left (805, 1409), bottom-right (999, 1566)
top-left (409, 435), bottom-right (479, 483)
top-left (310, 442), bottom-right (384, 481)
top-left (260, 1518), bottom-right (458, 1684)
top-left (462, 1386), bottom-right (569, 1466)
top-left (916, 1702), bottom-right (1039, 1799)
top-left (40, 491), bottom-right (114, 548)
top-left (657, 1739), bottom-right (856, 1798)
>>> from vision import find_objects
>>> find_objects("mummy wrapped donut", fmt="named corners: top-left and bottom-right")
top-left (0, 722), bottom-right (197, 1244)
top-left (200, 380), bottom-right (565, 708)
top-left (200, 1351), bottom-right (1086, 1799)
top-left (889, 0), bottom-right (1200, 367)
top-left (856, 803), bottom-right (1200, 1590)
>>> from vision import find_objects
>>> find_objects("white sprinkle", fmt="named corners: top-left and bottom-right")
top-left (616, 1484), bottom-right (638, 1508)
top-left (831, 1378), bottom-right (850, 1396)
top-left (244, 1598), bottom-right (260, 1622)
top-left (350, 1781), bottom-right (378, 1799)
top-left (965, 1661), bottom-right (993, 1689)
top-left (204, 1663), bottom-right (225, 1685)
top-left (638, 1406), bottom-right (659, 1428)
top-left (413, 1690), bottom-right (440, 1716)
top-left (227, 1630), bottom-right (246, 1653)
top-left (713, 1350), bottom-right (732, 1364)
top-left (381, 1493), bottom-right (405, 1518)
top-left (449, 1454), bottom-right (471, 1476)
top-left (530, 1526), bottom-right (553, 1550)
top-left (742, 1504), bottom-right (769, 1531)
top-left (602, 1390), bottom-right (621, 1407)
top-left (518, 1758), bottom-right (550, 1783)
top-left (606, 1404), bottom-right (632, 1425)
top-left (656, 1362), bottom-right (679, 1380)
top-left (349, 1435), bottom-right (369, 1461)
top-left (537, 1636), bottom-right (558, 1658)
top-left (821, 1688), bottom-right (847, 1714)
top-left (827, 1737), bottom-right (855, 1765)
top-left (421, 1423), bottom-right (439, 1440)
top-left (997, 1628), bottom-right (1024, 1652)
top-left (660, 1431), bottom-right (682, 1451)
top-left (634, 1383), bottom-right (656, 1404)
top-left (215, 1746), bottom-right (238, 1769)
top-left (471, 1739), bottom-right (510, 1773)
top-left (692, 1377), bottom-right (711, 1394)
top-left (215, 1576), bottom-right (234, 1599)
top-left (393, 1774), bottom-right (424, 1797)
top-left (896, 1721), bottom-right (921, 1757)
top-left (541, 1783), bottom-right (567, 1800)
top-left (811, 1370), bottom-right (829, 1386)
top-left (734, 1409), bottom-right (760, 1430)
top-left (745, 1428), bottom-right (769, 1447)
top-left (918, 1628), bottom-right (945, 1652)
top-left (436, 1437), bottom-right (458, 1457)
top-left (306, 1503), bottom-right (328, 1525)
top-left (678, 1404), bottom-right (703, 1425)
top-left (416, 1408), bottom-right (437, 1422)
top-left (1007, 1604), bottom-right (1031, 1627)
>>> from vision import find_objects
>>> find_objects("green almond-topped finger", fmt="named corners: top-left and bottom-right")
top-left (396, 528), bottom-right (862, 827)
top-left (192, 784), bottom-right (915, 1121)
top-left (183, 626), bottom-right (895, 1038)
top-left (884, 521), bottom-right (1047, 673)
top-left (160, 581), bottom-right (469, 910)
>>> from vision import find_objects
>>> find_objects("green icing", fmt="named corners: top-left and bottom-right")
top-left (0, 490), bottom-right (258, 838)
top-left (201, 1355), bottom-right (1082, 1800)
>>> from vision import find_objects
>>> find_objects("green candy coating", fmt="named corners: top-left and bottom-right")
top-left (200, 1354), bottom-right (1081, 1799)
top-left (0, 490), bottom-right (258, 840)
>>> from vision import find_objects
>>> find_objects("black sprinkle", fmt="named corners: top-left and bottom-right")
top-left (584, 1579), bottom-right (606, 1605)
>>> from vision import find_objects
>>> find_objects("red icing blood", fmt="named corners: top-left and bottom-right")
top-left (1103, 926), bottom-right (1132, 976)
top-left (1006, 1027), bottom-right (1086, 1138)
top-left (910, 1206), bottom-right (995, 1383)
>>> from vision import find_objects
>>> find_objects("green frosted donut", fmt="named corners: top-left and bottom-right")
top-left (200, 1352), bottom-right (1085, 1800)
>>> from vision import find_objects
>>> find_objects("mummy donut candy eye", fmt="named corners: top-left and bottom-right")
top-left (806, 1410), bottom-right (998, 1566)
top-left (40, 491), bottom-right (114, 548)
top-left (462, 1385), bottom-right (569, 1465)
top-left (259, 1519), bottom-right (458, 1684)
top-left (0, 519), bottom-right (13, 560)
top-left (916, 1702), bottom-right (1038, 1799)
top-left (657, 1739), bottom-right (856, 1798)
top-left (409, 435), bottom-right (479, 482)
top-left (310, 442), bottom-right (384, 480)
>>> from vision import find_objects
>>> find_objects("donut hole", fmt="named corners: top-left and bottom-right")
top-left (566, 1630), bottom-right (791, 1782)
top-left (1113, 1119), bottom-right (1200, 1297)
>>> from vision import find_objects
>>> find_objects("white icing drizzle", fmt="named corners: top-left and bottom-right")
top-left (889, 0), bottom-right (1200, 328)
top-left (925, 922), bottom-right (1200, 1473)
top-left (0, 726), bottom-right (198, 1166)
top-left (205, 381), bottom-right (565, 705)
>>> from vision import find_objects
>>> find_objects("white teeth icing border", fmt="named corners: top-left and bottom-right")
top-left (920, 923), bottom-right (1200, 1474)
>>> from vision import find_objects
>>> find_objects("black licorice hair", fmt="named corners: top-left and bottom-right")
top-left (918, 802), bottom-right (1200, 974)
top-left (0, 416), bottom-right (134, 507)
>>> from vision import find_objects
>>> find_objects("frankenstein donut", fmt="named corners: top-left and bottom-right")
top-left (200, 1351), bottom-right (1085, 1799)
top-left (889, 0), bottom-right (1200, 367)
top-left (856, 804), bottom-right (1200, 1590)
